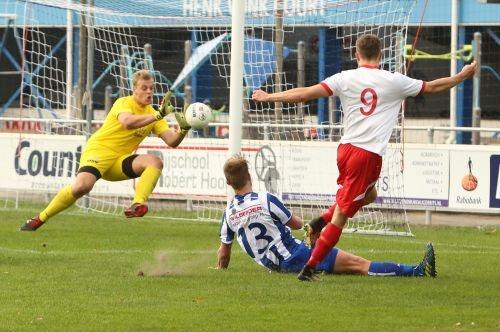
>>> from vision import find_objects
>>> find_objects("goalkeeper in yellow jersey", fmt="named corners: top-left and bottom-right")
top-left (20, 70), bottom-right (192, 231)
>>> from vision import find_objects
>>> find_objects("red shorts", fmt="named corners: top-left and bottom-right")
top-left (335, 144), bottom-right (382, 217)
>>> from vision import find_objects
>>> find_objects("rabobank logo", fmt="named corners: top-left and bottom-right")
top-left (490, 155), bottom-right (500, 208)
top-left (461, 157), bottom-right (478, 191)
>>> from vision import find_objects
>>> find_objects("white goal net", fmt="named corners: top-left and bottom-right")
top-left (0, 0), bottom-right (416, 236)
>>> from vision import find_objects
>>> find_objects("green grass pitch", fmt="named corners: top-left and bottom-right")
top-left (1, 208), bottom-right (499, 331)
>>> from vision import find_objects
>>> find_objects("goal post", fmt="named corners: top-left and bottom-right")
top-left (1, 0), bottom-right (417, 236)
top-left (228, 0), bottom-right (244, 158)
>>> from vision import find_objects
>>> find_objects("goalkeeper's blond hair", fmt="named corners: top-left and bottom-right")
top-left (132, 70), bottom-right (153, 88)
top-left (224, 155), bottom-right (251, 190)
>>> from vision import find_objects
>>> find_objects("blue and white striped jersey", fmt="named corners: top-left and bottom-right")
top-left (220, 191), bottom-right (300, 270)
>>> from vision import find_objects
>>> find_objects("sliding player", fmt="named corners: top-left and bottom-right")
top-left (21, 70), bottom-right (191, 231)
top-left (217, 155), bottom-right (436, 279)
top-left (252, 34), bottom-right (475, 280)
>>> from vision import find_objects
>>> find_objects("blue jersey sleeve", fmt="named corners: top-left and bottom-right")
top-left (219, 210), bottom-right (235, 244)
top-left (267, 193), bottom-right (292, 225)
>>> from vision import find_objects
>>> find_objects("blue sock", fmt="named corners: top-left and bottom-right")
top-left (368, 262), bottom-right (421, 277)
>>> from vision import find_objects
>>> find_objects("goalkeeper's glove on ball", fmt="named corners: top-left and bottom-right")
top-left (154, 91), bottom-right (174, 120)
top-left (175, 104), bottom-right (192, 135)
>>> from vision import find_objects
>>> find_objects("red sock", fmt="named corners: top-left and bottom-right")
top-left (307, 223), bottom-right (343, 268)
top-left (321, 204), bottom-right (337, 223)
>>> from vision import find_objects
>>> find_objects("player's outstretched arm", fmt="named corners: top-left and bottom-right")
top-left (159, 126), bottom-right (188, 148)
top-left (118, 112), bottom-right (158, 130)
top-left (424, 60), bottom-right (477, 94)
top-left (118, 91), bottom-right (175, 130)
top-left (252, 84), bottom-right (329, 103)
top-left (217, 243), bottom-right (232, 269)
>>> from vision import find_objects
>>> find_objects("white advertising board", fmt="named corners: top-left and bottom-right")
top-left (137, 142), bottom-right (229, 198)
top-left (138, 140), bottom-right (340, 201)
top-left (402, 146), bottom-right (450, 207)
top-left (1, 133), bottom-right (499, 213)
top-left (0, 134), bottom-right (133, 196)
top-left (448, 149), bottom-right (500, 211)
top-left (279, 143), bottom-right (337, 202)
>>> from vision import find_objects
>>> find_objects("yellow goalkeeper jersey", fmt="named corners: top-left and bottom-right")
top-left (85, 96), bottom-right (169, 155)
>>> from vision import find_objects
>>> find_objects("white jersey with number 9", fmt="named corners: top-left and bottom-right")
top-left (321, 65), bottom-right (425, 156)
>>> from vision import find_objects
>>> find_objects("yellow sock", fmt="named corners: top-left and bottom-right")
top-left (133, 167), bottom-right (161, 204)
top-left (39, 185), bottom-right (77, 222)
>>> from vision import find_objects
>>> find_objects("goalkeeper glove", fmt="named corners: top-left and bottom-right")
top-left (175, 104), bottom-right (192, 135)
top-left (153, 91), bottom-right (174, 120)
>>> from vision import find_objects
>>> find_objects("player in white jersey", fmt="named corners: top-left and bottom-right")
top-left (217, 155), bottom-right (436, 278)
top-left (252, 34), bottom-right (476, 280)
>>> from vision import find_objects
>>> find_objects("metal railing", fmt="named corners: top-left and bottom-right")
top-left (1, 116), bottom-right (499, 145)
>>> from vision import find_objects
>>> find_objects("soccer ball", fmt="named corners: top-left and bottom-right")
top-left (185, 102), bottom-right (212, 129)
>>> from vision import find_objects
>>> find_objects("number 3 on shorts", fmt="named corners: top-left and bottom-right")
top-left (359, 88), bottom-right (378, 116)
